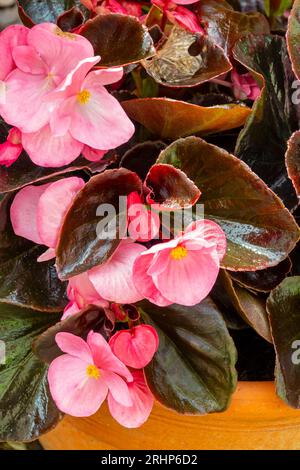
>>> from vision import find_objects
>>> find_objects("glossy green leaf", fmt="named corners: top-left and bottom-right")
top-left (267, 276), bottom-right (300, 408)
top-left (287, 0), bottom-right (300, 80)
top-left (139, 299), bottom-right (237, 414)
top-left (122, 98), bottom-right (251, 140)
top-left (56, 168), bottom-right (143, 280)
top-left (0, 196), bottom-right (67, 312)
top-left (79, 13), bottom-right (155, 67)
top-left (120, 141), bottom-right (166, 181)
top-left (197, 0), bottom-right (269, 54)
top-left (285, 130), bottom-right (300, 197)
top-left (0, 304), bottom-right (61, 441)
top-left (145, 164), bottom-right (201, 210)
top-left (230, 257), bottom-right (292, 292)
top-left (157, 136), bottom-right (300, 270)
top-left (142, 26), bottom-right (232, 87)
top-left (216, 271), bottom-right (272, 342)
top-left (234, 34), bottom-right (299, 210)
top-left (17, 0), bottom-right (87, 25)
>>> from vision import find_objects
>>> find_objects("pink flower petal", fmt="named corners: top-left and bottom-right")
top-left (89, 67), bottom-right (124, 86)
top-left (173, 0), bottom-right (199, 4)
top-left (0, 70), bottom-right (55, 133)
top-left (37, 247), bottom-right (56, 262)
top-left (55, 332), bottom-right (93, 363)
top-left (48, 354), bottom-right (108, 417)
top-left (0, 81), bottom-right (5, 105)
top-left (36, 176), bottom-right (85, 248)
top-left (0, 24), bottom-right (29, 81)
top-left (82, 146), bottom-right (107, 162)
top-left (133, 252), bottom-right (173, 306)
top-left (102, 370), bottom-right (132, 407)
top-left (67, 271), bottom-right (109, 309)
top-left (109, 325), bottom-right (159, 369)
top-left (68, 70), bottom-right (135, 150)
top-left (108, 370), bottom-right (154, 428)
top-left (88, 241), bottom-right (145, 304)
top-left (153, 248), bottom-right (220, 305)
top-left (0, 140), bottom-right (22, 167)
top-left (10, 183), bottom-right (50, 244)
top-left (87, 331), bottom-right (132, 382)
top-left (22, 125), bottom-right (84, 167)
top-left (183, 220), bottom-right (227, 261)
top-left (12, 45), bottom-right (47, 75)
top-left (61, 300), bottom-right (81, 320)
top-left (167, 6), bottom-right (204, 34)
top-left (27, 23), bottom-right (94, 85)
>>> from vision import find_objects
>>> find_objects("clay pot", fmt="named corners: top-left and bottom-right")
top-left (40, 381), bottom-right (300, 450)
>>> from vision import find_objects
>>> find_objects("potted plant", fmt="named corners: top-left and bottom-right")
top-left (1, 0), bottom-right (300, 451)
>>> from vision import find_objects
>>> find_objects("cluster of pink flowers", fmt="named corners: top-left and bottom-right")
top-left (0, 22), bottom-right (134, 168)
top-left (0, 10), bottom-right (231, 428)
top-left (49, 328), bottom-right (158, 427)
top-left (10, 177), bottom-right (226, 308)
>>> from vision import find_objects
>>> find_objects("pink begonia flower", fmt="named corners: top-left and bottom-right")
top-left (43, 58), bottom-right (135, 158)
top-left (0, 23), bottom-right (94, 134)
top-left (88, 240), bottom-right (145, 304)
top-left (48, 331), bottom-right (133, 417)
top-left (81, 0), bottom-right (142, 16)
top-left (231, 69), bottom-right (260, 101)
top-left (0, 24), bottom-right (28, 104)
top-left (0, 127), bottom-right (23, 167)
top-left (133, 219), bottom-right (227, 307)
top-left (127, 191), bottom-right (160, 242)
top-left (62, 271), bottom-right (109, 320)
top-left (152, 0), bottom-right (203, 34)
top-left (10, 177), bottom-right (85, 261)
top-left (108, 370), bottom-right (154, 428)
top-left (109, 324), bottom-right (159, 369)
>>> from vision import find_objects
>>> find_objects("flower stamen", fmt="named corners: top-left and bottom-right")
top-left (86, 364), bottom-right (100, 380)
top-left (77, 89), bottom-right (91, 105)
top-left (170, 246), bottom-right (188, 260)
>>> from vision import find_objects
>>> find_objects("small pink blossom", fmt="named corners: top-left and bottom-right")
top-left (127, 191), bottom-right (160, 242)
top-left (0, 23), bottom-right (134, 168)
top-left (109, 324), bottom-right (159, 369)
top-left (62, 272), bottom-right (109, 320)
top-left (48, 331), bottom-right (133, 417)
top-left (0, 25), bottom-right (28, 104)
top-left (88, 239), bottom-right (145, 304)
top-left (231, 69), bottom-right (260, 101)
top-left (0, 127), bottom-right (23, 167)
top-left (133, 219), bottom-right (226, 306)
top-left (108, 370), bottom-right (154, 428)
top-left (44, 58), bottom-right (135, 158)
top-left (0, 23), bottom-right (94, 134)
top-left (81, 0), bottom-right (142, 16)
top-left (10, 177), bottom-right (85, 260)
top-left (152, 0), bottom-right (203, 34)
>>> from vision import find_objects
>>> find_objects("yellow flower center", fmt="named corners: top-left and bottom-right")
top-left (170, 246), bottom-right (188, 260)
top-left (77, 89), bottom-right (91, 105)
top-left (86, 364), bottom-right (100, 380)
top-left (54, 27), bottom-right (76, 40)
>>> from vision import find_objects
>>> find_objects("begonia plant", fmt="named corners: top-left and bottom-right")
top-left (1, 0), bottom-right (300, 442)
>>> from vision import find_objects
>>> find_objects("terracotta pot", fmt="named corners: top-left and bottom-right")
top-left (40, 381), bottom-right (300, 450)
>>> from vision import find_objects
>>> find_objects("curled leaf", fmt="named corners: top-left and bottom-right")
top-left (142, 26), bottom-right (232, 87)
top-left (122, 98), bottom-right (251, 140)
top-left (157, 136), bottom-right (300, 271)
top-left (79, 13), bottom-right (155, 67)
